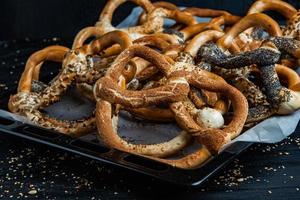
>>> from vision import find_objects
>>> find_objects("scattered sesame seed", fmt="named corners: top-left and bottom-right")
top-left (28, 189), bottom-right (37, 195)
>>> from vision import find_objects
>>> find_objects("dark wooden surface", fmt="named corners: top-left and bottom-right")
top-left (0, 0), bottom-right (300, 199)
top-left (1, 0), bottom-right (300, 40)
top-left (0, 37), bottom-right (299, 200)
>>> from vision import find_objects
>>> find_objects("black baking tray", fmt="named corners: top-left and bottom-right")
top-left (0, 114), bottom-right (253, 187)
top-left (0, 39), bottom-right (255, 188)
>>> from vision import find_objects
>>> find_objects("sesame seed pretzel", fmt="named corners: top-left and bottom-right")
top-left (8, 46), bottom-right (97, 136)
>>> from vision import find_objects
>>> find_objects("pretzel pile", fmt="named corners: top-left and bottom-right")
top-left (9, 0), bottom-right (300, 169)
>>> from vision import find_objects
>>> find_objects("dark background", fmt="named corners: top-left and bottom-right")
top-left (0, 0), bottom-right (299, 40)
top-left (0, 0), bottom-right (300, 199)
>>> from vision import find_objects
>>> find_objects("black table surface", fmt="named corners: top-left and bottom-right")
top-left (0, 39), bottom-right (300, 200)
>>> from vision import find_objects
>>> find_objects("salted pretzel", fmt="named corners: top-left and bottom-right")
top-left (8, 46), bottom-right (97, 136)
top-left (94, 45), bottom-right (192, 157)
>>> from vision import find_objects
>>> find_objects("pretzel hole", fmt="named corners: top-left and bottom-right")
top-left (111, 2), bottom-right (137, 26)
top-left (123, 154), bottom-right (168, 171)
top-left (43, 87), bottom-right (95, 120)
top-left (38, 61), bottom-right (61, 84)
top-left (247, 71), bottom-right (264, 89)
top-left (117, 111), bottom-right (181, 144)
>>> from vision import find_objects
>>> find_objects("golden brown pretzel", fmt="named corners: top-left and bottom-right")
top-left (94, 45), bottom-right (192, 157)
top-left (95, 44), bottom-right (249, 158)
top-left (138, 69), bottom-right (247, 168)
top-left (247, 0), bottom-right (297, 20)
top-left (8, 46), bottom-right (96, 136)
top-left (18, 46), bottom-right (69, 93)
top-left (217, 13), bottom-right (282, 51)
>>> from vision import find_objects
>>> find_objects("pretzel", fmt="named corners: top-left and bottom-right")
top-left (8, 46), bottom-right (97, 136)
top-left (94, 45), bottom-right (193, 157)
top-left (145, 69), bottom-right (248, 168)
top-left (247, 0), bottom-right (300, 40)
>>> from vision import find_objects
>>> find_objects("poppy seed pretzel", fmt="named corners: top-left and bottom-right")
top-left (94, 45), bottom-right (192, 157)
top-left (196, 14), bottom-right (286, 124)
top-left (8, 46), bottom-right (96, 137)
top-left (199, 26), bottom-right (300, 117)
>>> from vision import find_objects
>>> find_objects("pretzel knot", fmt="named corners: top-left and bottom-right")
top-left (94, 45), bottom-right (248, 164)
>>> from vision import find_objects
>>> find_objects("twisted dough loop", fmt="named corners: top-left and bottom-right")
top-left (18, 46), bottom-right (69, 93)
top-left (217, 13), bottom-right (282, 51)
top-left (247, 0), bottom-right (297, 20)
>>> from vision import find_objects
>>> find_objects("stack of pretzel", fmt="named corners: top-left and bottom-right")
top-left (8, 0), bottom-right (300, 169)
